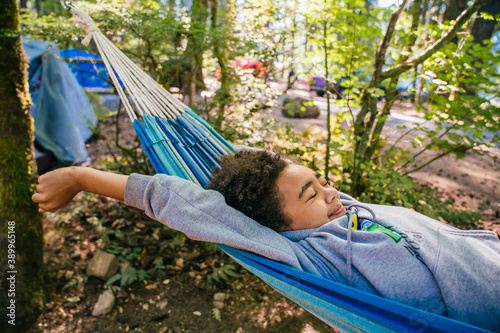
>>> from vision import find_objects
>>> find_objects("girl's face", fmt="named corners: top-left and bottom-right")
top-left (276, 164), bottom-right (346, 231)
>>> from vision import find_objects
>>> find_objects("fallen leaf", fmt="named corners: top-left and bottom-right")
top-left (145, 283), bottom-right (158, 290)
top-left (66, 296), bottom-right (80, 303)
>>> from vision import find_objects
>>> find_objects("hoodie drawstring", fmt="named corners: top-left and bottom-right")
top-left (345, 204), bottom-right (377, 286)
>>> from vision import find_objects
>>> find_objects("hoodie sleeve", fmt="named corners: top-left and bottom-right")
top-left (124, 173), bottom-right (305, 269)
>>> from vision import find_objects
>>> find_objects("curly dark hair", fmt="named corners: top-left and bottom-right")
top-left (208, 149), bottom-right (292, 232)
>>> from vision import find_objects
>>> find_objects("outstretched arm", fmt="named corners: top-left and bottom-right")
top-left (32, 167), bottom-right (128, 212)
top-left (34, 168), bottom-right (309, 273)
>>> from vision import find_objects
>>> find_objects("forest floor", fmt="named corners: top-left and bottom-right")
top-left (28, 89), bottom-right (499, 333)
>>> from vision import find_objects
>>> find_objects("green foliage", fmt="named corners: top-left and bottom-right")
top-left (21, 9), bottom-right (81, 46)
top-left (158, 226), bottom-right (187, 250)
top-left (420, 36), bottom-right (500, 158)
top-left (212, 307), bottom-right (222, 321)
top-left (22, 0), bottom-right (193, 87)
top-left (197, 66), bottom-right (279, 146)
top-left (105, 244), bottom-right (143, 263)
top-left (62, 276), bottom-right (85, 292)
top-left (100, 141), bottom-right (153, 175)
top-left (269, 123), bottom-right (328, 171)
top-left (207, 264), bottom-right (238, 285)
top-left (305, 0), bottom-right (387, 92)
top-left (86, 92), bottom-right (115, 120)
top-left (105, 267), bottom-right (150, 287)
top-left (155, 257), bottom-right (166, 270)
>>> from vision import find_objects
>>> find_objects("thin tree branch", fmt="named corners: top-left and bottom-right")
top-left (397, 126), bottom-right (454, 171)
top-left (381, 0), bottom-right (484, 80)
top-left (372, 0), bottom-right (409, 82)
top-left (386, 126), bottom-right (416, 154)
top-left (354, 0), bottom-right (408, 161)
top-left (402, 144), bottom-right (473, 176)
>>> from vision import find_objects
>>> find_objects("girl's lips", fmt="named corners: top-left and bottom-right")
top-left (329, 204), bottom-right (345, 218)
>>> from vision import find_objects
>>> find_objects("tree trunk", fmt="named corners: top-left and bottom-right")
top-left (442, 0), bottom-right (468, 22)
top-left (470, 0), bottom-right (499, 46)
top-left (0, 0), bottom-right (44, 332)
top-left (443, 0), bottom-right (469, 44)
top-left (323, 18), bottom-right (332, 180)
top-left (209, 0), bottom-right (231, 132)
top-left (184, 0), bottom-right (208, 101)
top-left (463, 0), bottom-right (498, 95)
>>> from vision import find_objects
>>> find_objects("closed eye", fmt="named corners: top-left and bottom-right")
top-left (308, 192), bottom-right (318, 201)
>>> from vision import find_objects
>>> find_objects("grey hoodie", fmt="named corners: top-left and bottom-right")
top-left (124, 173), bottom-right (500, 332)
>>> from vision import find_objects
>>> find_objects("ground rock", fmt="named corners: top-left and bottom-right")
top-left (213, 293), bottom-right (226, 302)
top-left (92, 290), bottom-right (115, 316)
top-left (87, 250), bottom-right (119, 281)
top-left (281, 96), bottom-right (320, 119)
top-left (213, 293), bottom-right (226, 309)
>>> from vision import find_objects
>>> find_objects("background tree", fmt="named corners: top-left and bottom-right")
top-left (208, 0), bottom-right (233, 132)
top-left (185, 0), bottom-right (209, 105)
top-left (0, 0), bottom-right (44, 331)
top-left (344, 0), bottom-right (495, 197)
top-left (470, 0), bottom-right (499, 46)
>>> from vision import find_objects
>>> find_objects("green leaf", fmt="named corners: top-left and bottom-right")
top-left (218, 270), bottom-right (229, 281)
top-left (479, 12), bottom-right (494, 20)
top-left (66, 296), bottom-right (81, 303)
top-left (212, 308), bottom-right (222, 321)
top-left (105, 273), bottom-right (121, 287)
top-left (156, 257), bottom-right (166, 270)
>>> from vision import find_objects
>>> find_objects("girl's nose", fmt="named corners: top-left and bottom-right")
top-left (324, 187), bottom-right (336, 204)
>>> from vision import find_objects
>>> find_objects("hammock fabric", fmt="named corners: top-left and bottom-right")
top-left (68, 5), bottom-right (492, 332)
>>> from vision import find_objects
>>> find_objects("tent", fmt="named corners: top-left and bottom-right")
top-left (24, 38), bottom-right (97, 173)
top-left (60, 48), bottom-right (113, 92)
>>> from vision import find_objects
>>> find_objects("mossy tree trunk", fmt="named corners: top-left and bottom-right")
top-left (0, 0), bottom-right (44, 332)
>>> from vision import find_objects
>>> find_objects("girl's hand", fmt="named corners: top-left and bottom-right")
top-left (32, 167), bottom-right (82, 212)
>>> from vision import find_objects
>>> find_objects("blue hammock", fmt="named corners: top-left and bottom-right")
top-left (218, 245), bottom-right (490, 333)
top-left (133, 110), bottom-right (491, 333)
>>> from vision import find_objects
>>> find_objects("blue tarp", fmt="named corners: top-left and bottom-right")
top-left (60, 49), bottom-right (112, 91)
top-left (24, 39), bottom-right (97, 165)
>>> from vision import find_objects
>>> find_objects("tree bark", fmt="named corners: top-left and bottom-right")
top-left (470, 0), bottom-right (499, 46)
top-left (442, 0), bottom-right (468, 22)
top-left (351, 0), bottom-right (408, 194)
top-left (185, 0), bottom-right (208, 100)
top-left (463, 0), bottom-right (499, 95)
top-left (0, 0), bottom-right (44, 332)
top-left (323, 17), bottom-right (331, 180)
top-left (209, 0), bottom-right (231, 132)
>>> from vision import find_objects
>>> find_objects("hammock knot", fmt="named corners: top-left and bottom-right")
top-left (71, 8), bottom-right (100, 46)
